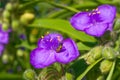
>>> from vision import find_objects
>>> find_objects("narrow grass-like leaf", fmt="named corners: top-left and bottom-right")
top-left (76, 58), bottom-right (103, 80)
top-left (77, 42), bottom-right (91, 51)
top-left (29, 19), bottom-right (96, 42)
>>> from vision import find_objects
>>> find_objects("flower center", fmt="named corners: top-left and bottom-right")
top-left (40, 34), bottom-right (63, 51)
top-left (88, 8), bottom-right (102, 23)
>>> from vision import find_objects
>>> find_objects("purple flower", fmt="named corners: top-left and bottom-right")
top-left (30, 33), bottom-right (79, 68)
top-left (0, 24), bottom-right (9, 56)
top-left (19, 34), bottom-right (26, 40)
top-left (70, 4), bottom-right (116, 37)
top-left (0, 24), bottom-right (9, 44)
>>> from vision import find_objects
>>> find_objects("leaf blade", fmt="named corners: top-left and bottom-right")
top-left (29, 19), bottom-right (96, 42)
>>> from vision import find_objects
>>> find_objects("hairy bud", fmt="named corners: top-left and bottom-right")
top-left (23, 69), bottom-right (36, 80)
top-left (84, 46), bottom-right (103, 64)
top-left (20, 13), bottom-right (35, 24)
top-left (102, 47), bottom-right (116, 60)
top-left (100, 60), bottom-right (113, 74)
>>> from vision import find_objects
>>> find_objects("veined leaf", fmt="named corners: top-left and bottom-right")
top-left (29, 19), bottom-right (97, 42)
top-left (77, 42), bottom-right (91, 51)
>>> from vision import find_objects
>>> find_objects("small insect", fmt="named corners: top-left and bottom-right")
top-left (56, 44), bottom-right (62, 53)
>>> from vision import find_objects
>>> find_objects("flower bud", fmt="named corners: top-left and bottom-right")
top-left (84, 53), bottom-right (96, 64)
top-left (5, 3), bottom-right (13, 11)
top-left (96, 75), bottom-right (104, 80)
top-left (17, 49), bottom-right (24, 57)
top-left (20, 12), bottom-right (35, 24)
top-left (114, 19), bottom-right (120, 31)
top-left (84, 46), bottom-right (103, 64)
top-left (91, 46), bottom-right (103, 60)
top-left (11, 20), bottom-right (19, 30)
top-left (2, 54), bottom-right (8, 64)
top-left (3, 18), bottom-right (9, 23)
top-left (100, 60), bottom-right (113, 74)
top-left (23, 69), bottom-right (36, 80)
top-left (102, 47), bottom-right (116, 60)
top-left (3, 10), bottom-right (10, 18)
top-left (2, 23), bottom-right (9, 31)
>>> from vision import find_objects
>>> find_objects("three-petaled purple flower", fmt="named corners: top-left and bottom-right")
top-left (30, 33), bottom-right (79, 68)
top-left (70, 4), bottom-right (116, 37)
top-left (0, 24), bottom-right (9, 56)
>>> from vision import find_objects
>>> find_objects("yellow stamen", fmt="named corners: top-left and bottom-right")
top-left (46, 31), bottom-right (49, 35)
top-left (56, 45), bottom-right (62, 52)
top-left (57, 36), bottom-right (61, 42)
top-left (92, 12), bottom-right (96, 15)
top-left (96, 8), bottom-right (98, 11)
top-left (41, 36), bottom-right (44, 38)
top-left (97, 11), bottom-right (101, 14)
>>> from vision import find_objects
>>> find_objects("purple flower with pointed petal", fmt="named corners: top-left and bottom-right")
top-left (70, 4), bottom-right (116, 37)
top-left (30, 33), bottom-right (79, 68)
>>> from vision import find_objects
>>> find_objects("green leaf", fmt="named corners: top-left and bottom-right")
top-left (47, 1), bottom-right (98, 18)
top-left (29, 19), bottom-right (96, 42)
top-left (76, 58), bottom-right (103, 80)
top-left (0, 72), bottom-right (22, 79)
top-left (77, 42), bottom-right (91, 51)
top-left (48, 2), bottom-right (79, 13)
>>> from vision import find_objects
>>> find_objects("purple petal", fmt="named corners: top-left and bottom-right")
top-left (0, 31), bottom-right (9, 44)
top-left (98, 4), bottom-right (116, 23)
top-left (107, 22), bottom-right (113, 31)
top-left (30, 48), bottom-right (56, 68)
top-left (70, 12), bottom-right (92, 31)
top-left (55, 38), bottom-right (79, 64)
top-left (85, 23), bottom-right (108, 37)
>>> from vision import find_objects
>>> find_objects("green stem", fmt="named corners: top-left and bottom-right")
top-left (48, 2), bottom-right (79, 13)
top-left (106, 60), bottom-right (116, 80)
top-left (47, 1), bottom-right (98, 18)
top-left (18, 0), bottom-right (43, 10)
top-left (78, 55), bottom-right (86, 60)
top-left (96, 0), bottom-right (117, 5)
top-left (77, 58), bottom-right (103, 80)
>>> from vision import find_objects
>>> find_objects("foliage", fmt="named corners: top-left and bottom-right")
top-left (0, 0), bottom-right (120, 80)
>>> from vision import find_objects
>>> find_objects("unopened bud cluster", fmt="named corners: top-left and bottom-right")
top-left (2, 3), bottom-right (12, 31)
top-left (84, 46), bottom-right (116, 64)
top-left (84, 46), bottom-right (116, 75)
top-left (2, 2), bottom-right (35, 31)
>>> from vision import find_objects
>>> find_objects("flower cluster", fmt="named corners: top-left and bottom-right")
top-left (30, 33), bottom-right (79, 68)
top-left (70, 4), bottom-right (116, 37)
top-left (0, 24), bottom-right (9, 56)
